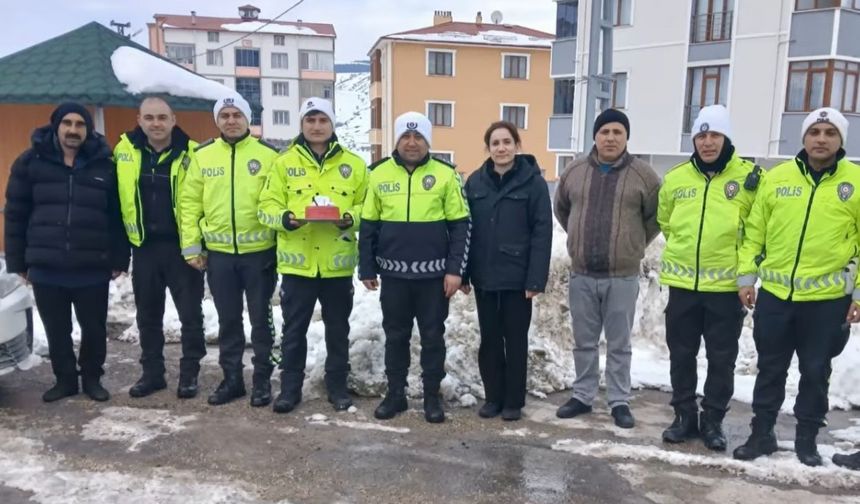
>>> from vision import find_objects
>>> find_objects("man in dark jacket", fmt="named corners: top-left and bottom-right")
top-left (462, 126), bottom-right (552, 421)
top-left (4, 102), bottom-right (129, 402)
top-left (115, 97), bottom-right (205, 399)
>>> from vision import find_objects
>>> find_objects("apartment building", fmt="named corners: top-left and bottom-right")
top-left (368, 11), bottom-right (556, 179)
top-left (549, 0), bottom-right (860, 173)
top-left (149, 4), bottom-right (335, 146)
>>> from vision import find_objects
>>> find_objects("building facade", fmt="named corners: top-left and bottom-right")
top-left (149, 4), bottom-right (335, 146)
top-left (549, 0), bottom-right (860, 174)
top-left (369, 11), bottom-right (557, 179)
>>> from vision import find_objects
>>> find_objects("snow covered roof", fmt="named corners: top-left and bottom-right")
top-left (152, 13), bottom-right (335, 37)
top-left (376, 21), bottom-right (553, 50)
top-left (111, 46), bottom-right (233, 102)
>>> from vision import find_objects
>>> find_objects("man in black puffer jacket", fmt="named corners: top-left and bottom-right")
top-left (4, 102), bottom-right (129, 403)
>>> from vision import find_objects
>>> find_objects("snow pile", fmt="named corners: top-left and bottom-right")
top-left (81, 407), bottom-right (197, 452)
top-left (388, 30), bottom-right (552, 48)
top-left (111, 46), bottom-right (233, 101)
top-left (220, 21), bottom-right (328, 36)
top-left (334, 72), bottom-right (371, 163)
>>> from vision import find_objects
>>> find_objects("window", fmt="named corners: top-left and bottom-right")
top-left (371, 98), bottom-right (382, 129)
top-left (272, 81), bottom-right (290, 96)
top-left (556, 0), bottom-right (579, 38)
top-left (300, 51), bottom-right (334, 71)
top-left (787, 60), bottom-right (859, 113)
top-left (165, 44), bottom-right (195, 65)
top-left (684, 65), bottom-right (729, 132)
top-left (300, 80), bottom-right (334, 100)
top-left (796, 0), bottom-right (859, 9)
top-left (206, 49), bottom-right (223, 66)
top-left (235, 78), bottom-right (262, 125)
top-left (274, 34), bottom-right (285, 46)
top-left (371, 50), bottom-right (382, 83)
top-left (271, 52), bottom-right (289, 69)
top-left (501, 105), bottom-right (528, 129)
top-left (431, 152), bottom-right (454, 164)
top-left (557, 155), bottom-right (575, 176)
top-left (502, 54), bottom-right (529, 79)
top-left (553, 79), bottom-right (575, 114)
top-left (612, 72), bottom-right (628, 109)
top-left (691, 0), bottom-right (732, 43)
top-left (427, 102), bottom-right (454, 127)
top-left (613, 0), bottom-right (633, 26)
top-left (427, 50), bottom-right (454, 76)
top-left (273, 110), bottom-right (290, 125)
top-left (235, 48), bottom-right (260, 67)
top-left (208, 31), bottom-right (219, 42)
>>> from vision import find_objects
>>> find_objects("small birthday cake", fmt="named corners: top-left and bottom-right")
top-left (305, 195), bottom-right (340, 220)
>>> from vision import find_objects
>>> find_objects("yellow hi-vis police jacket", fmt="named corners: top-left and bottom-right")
top-left (115, 127), bottom-right (197, 247)
top-left (179, 134), bottom-right (280, 258)
top-left (257, 136), bottom-right (368, 278)
top-left (657, 153), bottom-right (761, 292)
top-left (737, 151), bottom-right (860, 302)
top-left (358, 153), bottom-right (471, 280)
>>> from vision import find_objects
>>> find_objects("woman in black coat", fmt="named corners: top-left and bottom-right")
top-left (462, 121), bottom-right (553, 421)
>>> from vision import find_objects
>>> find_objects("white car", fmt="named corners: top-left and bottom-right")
top-left (0, 256), bottom-right (35, 375)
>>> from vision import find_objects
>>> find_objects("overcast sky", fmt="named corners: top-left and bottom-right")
top-left (1, 0), bottom-right (557, 62)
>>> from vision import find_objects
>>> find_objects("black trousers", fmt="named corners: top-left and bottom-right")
top-left (207, 249), bottom-right (277, 377)
top-left (280, 274), bottom-right (354, 389)
top-left (475, 289), bottom-right (532, 409)
top-left (751, 289), bottom-right (851, 427)
top-left (32, 282), bottom-right (110, 380)
top-left (380, 276), bottom-right (449, 392)
top-left (665, 287), bottom-right (745, 415)
top-left (132, 241), bottom-right (205, 377)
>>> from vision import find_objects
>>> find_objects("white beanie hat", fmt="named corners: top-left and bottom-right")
top-left (802, 107), bottom-right (848, 146)
top-left (300, 97), bottom-right (336, 123)
top-left (394, 111), bottom-right (432, 147)
top-left (213, 93), bottom-right (252, 123)
top-left (692, 104), bottom-right (732, 141)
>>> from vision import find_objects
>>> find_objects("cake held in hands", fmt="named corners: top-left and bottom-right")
top-left (305, 205), bottom-right (341, 220)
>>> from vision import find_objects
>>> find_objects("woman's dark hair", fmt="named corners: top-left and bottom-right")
top-left (483, 121), bottom-right (521, 148)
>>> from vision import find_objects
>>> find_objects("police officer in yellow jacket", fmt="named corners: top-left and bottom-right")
top-left (657, 105), bottom-right (760, 451)
top-left (359, 112), bottom-right (471, 424)
top-left (258, 97), bottom-right (367, 414)
top-left (116, 97), bottom-right (205, 400)
top-left (733, 108), bottom-right (860, 467)
top-left (180, 94), bottom-right (280, 407)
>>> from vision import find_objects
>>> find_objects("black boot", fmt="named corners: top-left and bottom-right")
top-left (478, 402), bottom-right (503, 418)
top-left (833, 451), bottom-right (860, 470)
top-left (325, 374), bottom-right (353, 411)
top-left (423, 393), bottom-right (445, 424)
top-left (272, 375), bottom-right (302, 414)
top-left (129, 374), bottom-right (167, 398)
top-left (42, 375), bottom-right (79, 403)
top-left (250, 371), bottom-right (272, 408)
top-left (177, 373), bottom-right (199, 399)
top-left (374, 386), bottom-right (408, 420)
top-left (207, 373), bottom-right (246, 405)
top-left (795, 424), bottom-right (822, 467)
top-left (662, 409), bottom-right (699, 443)
top-left (82, 376), bottom-right (110, 402)
top-left (733, 416), bottom-right (778, 461)
top-left (700, 410), bottom-right (727, 451)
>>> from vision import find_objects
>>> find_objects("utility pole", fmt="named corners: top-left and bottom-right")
top-left (110, 20), bottom-right (131, 37)
top-left (582, 0), bottom-right (615, 154)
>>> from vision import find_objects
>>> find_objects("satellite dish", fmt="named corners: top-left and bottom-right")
top-left (491, 10), bottom-right (503, 24)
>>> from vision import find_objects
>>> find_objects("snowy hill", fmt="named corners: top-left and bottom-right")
top-left (334, 72), bottom-right (371, 163)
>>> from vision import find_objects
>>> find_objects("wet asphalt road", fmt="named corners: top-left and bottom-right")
top-left (1, 340), bottom-right (859, 504)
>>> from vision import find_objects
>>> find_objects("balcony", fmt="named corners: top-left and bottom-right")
top-left (548, 115), bottom-right (574, 151)
top-left (690, 11), bottom-right (733, 44)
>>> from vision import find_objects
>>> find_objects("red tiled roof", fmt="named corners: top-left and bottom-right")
top-left (152, 13), bottom-right (336, 37)
top-left (390, 21), bottom-right (553, 40)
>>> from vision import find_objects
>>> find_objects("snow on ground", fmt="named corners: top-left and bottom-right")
top-left (81, 406), bottom-right (197, 452)
top-left (0, 428), bottom-right (286, 504)
top-left (30, 225), bottom-right (860, 411)
top-left (553, 437), bottom-right (860, 490)
top-left (334, 72), bottom-right (371, 163)
top-left (305, 413), bottom-right (410, 434)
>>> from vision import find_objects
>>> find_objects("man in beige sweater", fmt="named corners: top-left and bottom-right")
top-left (553, 109), bottom-right (661, 428)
